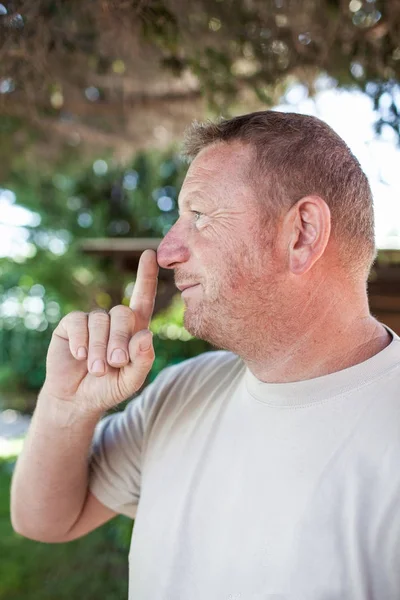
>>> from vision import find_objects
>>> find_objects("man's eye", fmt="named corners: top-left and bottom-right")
top-left (192, 211), bottom-right (203, 222)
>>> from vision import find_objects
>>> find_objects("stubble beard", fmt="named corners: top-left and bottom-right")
top-left (183, 296), bottom-right (233, 350)
top-left (180, 233), bottom-right (277, 355)
top-left (182, 259), bottom-right (282, 359)
top-left (182, 274), bottom-right (261, 355)
top-left (182, 276), bottom-right (220, 343)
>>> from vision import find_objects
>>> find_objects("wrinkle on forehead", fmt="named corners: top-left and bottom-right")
top-left (188, 140), bottom-right (253, 180)
top-left (180, 141), bottom-right (254, 205)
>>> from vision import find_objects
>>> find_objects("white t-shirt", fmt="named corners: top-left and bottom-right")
top-left (88, 326), bottom-right (400, 600)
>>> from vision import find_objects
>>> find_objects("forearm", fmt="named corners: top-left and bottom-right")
top-left (10, 388), bottom-right (104, 542)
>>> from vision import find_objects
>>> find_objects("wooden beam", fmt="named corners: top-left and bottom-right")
top-left (80, 238), bottom-right (161, 253)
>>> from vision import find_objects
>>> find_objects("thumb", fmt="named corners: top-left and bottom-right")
top-left (118, 330), bottom-right (155, 396)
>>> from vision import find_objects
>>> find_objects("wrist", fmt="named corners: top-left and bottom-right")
top-left (37, 386), bottom-right (105, 429)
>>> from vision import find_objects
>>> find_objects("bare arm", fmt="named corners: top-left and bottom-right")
top-left (10, 391), bottom-right (107, 542)
top-left (10, 249), bottom-right (158, 543)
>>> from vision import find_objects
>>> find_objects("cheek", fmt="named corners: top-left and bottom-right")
top-left (196, 237), bottom-right (260, 290)
top-left (228, 246), bottom-right (266, 291)
top-left (222, 258), bottom-right (251, 293)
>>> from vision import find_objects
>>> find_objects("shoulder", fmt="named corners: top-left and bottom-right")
top-left (130, 350), bottom-right (243, 427)
top-left (143, 350), bottom-right (243, 407)
top-left (157, 349), bottom-right (242, 387)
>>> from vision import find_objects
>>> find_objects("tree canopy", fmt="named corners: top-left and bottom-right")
top-left (2, 0), bottom-right (400, 404)
top-left (1, 0), bottom-right (400, 179)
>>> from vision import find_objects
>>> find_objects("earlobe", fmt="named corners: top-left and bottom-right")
top-left (288, 196), bottom-right (331, 276)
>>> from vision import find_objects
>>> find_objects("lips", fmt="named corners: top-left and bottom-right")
top-left (177, 283), bottom-right (199, 292)
top-left (176, 283), bottom-right (198, 292)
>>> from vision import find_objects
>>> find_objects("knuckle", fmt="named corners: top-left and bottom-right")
top-left (89, 341), bottom-right (108, 351)
top-left (88, 310), bottom-right (110, 326)
top-left (109, 328), bottom-right (130, 343)
top-left (90, 309), bottom-right (109, 317)
top-left (55, 311), bottom-right (88, 338)
top-left (109, 305), bottom-right (132, 317)
top-left (64, 310), bottom-right (87, 324)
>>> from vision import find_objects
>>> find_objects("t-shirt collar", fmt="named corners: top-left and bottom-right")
top-left (245, 325), bottom-right (400, 408)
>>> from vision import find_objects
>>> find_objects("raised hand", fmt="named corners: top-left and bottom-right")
top-left (42, 249), bottom-right (159, 415)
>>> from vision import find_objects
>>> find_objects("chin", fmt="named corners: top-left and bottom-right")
top-left (183, 309), bottom-right (203, 338)
top-left (184, 306), bottom-right (210, 338)
top-left (183, 309), bottom-right (227, 349)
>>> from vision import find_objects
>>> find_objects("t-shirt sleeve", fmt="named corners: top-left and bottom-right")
top-left (87, 363), bottom-right (180, 519)
top-left (87, 351), bottom-right (237, 519)
top-left (88, 399), bottom-right (144, 519)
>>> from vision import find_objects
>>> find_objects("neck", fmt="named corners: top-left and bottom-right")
top-left (242, 285), bottom-right (392, 384)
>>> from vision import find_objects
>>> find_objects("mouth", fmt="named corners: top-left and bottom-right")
top-left (177, 283), bottom-right (200, 293)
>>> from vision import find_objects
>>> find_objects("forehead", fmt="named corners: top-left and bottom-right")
top-left (180, 141), bottom-right (254, 199)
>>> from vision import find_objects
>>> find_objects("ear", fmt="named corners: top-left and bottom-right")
top-left (284, 196), bottom-right (331, 275)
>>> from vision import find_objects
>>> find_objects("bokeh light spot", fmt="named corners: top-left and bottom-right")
top-left (77, 212), bottom-right (93, 228)
top-left (0, 78), bottom-right (15, 94)
top-left (93, 160), bottom-right (108, 175)
top-left (123, 171), bottom-right (138, 190)
top-left (157, 196), bottom-right (174, 212)
top-left (85, 86), bottom-right (100, 102)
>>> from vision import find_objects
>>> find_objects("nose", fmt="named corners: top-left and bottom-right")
top-left (157, 222), bottom-right (190, 269)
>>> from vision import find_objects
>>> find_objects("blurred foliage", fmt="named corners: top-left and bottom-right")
top-left (1, 2), bottom-right (399, 592)
top-left (0, 456), bottom-right (131, 599)
top-left (1, 1), bottom-right (400, 179)
top-left (0, 148), bottom-right (186, 320)
top-left (2, 0), bottom-right (400, 406)
top-left (0, 147), bottom-right (211, 411)
top-left (6, 2), bottom-right (400, 594)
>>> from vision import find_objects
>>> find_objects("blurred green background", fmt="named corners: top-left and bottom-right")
top-left (2, 0), bottom-right (400, 598)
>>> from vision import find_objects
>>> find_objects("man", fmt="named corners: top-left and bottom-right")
top-left (10, 111), bottom-right (400, 600)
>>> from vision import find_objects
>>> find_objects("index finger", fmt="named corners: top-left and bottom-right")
top-left (129, 249), bottom-right (159, 329)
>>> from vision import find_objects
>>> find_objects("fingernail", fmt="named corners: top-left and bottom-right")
top-left (77, 346), bottom-right (87, 359)
top-left (139, 334), bottom-right (153, 352)
top-left (92, 359), bottom-right (105, 374)
top-left (111, 349), bottom-right (127, 363)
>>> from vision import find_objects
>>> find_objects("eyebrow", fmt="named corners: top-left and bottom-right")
top-left (178, 194), bottom-right (215, 214)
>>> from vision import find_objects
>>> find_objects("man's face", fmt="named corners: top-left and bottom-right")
top-left (157, 142), bottom-right (279, 352)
